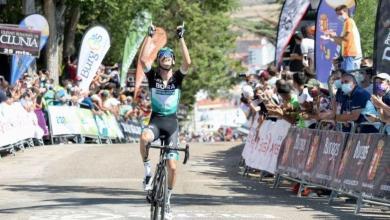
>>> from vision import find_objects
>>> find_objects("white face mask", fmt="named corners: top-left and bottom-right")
top-left (338, 15), bottom-right (345, 22)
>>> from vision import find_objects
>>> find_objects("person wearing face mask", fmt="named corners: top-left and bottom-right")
top-left (334, 72), bottom-right (377, 133)
top-left (327, 5), bottom-right (362, 72)
top-left (371, 73), bottom-right (390, 123)
top-left (357, 58), bottom-right (374, 94)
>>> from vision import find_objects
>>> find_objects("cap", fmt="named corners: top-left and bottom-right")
top-left (241, 85), bottom-right (254, 98)
top-left (259, 70), bottom-right (270, 80)
top-left (304, 78), bottom-right (320, 88)
top-left (374, 73), bottom-right (390, 81)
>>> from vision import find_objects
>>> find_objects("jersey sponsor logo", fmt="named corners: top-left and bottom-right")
top-left (155, 82), bottom-right (176, 90)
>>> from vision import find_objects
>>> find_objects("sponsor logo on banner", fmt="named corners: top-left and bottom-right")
top-left (275, 0), bottom-right (310, 66)
top-left (0, 26), bottom-right (40, 56)
top-left (277, 128), bottom-right (314, 180)
top-left (242, 118), bottom-right (291, 174)
top-left (77, 26), bottom-right (110, 91)
top-left (311, 130), bottom-right (346, 187)
top-left (374, 0), bottom-right (390, 73)
top-left (315, 0), bottom-right (356, 83)
top-left (10, 14), bottom-right (49, 85)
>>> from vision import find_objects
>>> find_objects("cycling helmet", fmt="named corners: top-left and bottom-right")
top-left (157, 47), bottom-right (175, 61)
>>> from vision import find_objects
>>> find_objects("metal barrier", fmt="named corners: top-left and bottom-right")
top-left (242, 118), bottom-right (390, 215)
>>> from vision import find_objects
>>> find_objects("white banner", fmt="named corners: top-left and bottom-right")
top-left (242, 118), bottom-right (291, 174)
top-left (77, 26), bottom-right (111, 91)
top-left (48, 106), bottom-right (82, 135)
top-left (0, 103), bottom-right (43, 147)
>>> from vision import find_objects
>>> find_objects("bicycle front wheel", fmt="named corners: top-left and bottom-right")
top-left (155, 165), bottom-right (167, 220)
top-left (151, 165), bottom-right (167, 220)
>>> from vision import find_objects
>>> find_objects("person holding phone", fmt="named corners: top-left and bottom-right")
top-left (371, 73), bottom-right (390, 123)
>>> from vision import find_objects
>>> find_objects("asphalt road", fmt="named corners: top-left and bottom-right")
top-left (0, 142), bottom-right (388, 220)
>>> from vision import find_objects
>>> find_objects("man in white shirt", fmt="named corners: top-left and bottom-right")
top-left (300, 25), bottom-right (315, 71)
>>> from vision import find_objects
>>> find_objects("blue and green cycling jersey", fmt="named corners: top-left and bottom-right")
top-left (145, 68), bottom-right (185, 116)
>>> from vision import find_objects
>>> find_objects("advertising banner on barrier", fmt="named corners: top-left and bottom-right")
top-left (315, 0), bottom-right (356, 83)
top-left (0, 26), bottom-right (41, 57)
top-left (277, 128), bottom-right (313, 179)
top-left (0, 103), bottom-right (43, 147)
top-left (243, 118), bottom-right (291, 174)
top-left (241, 115), bottom-right (259, 161)
top-left (77, 26), bottom-right (110, 92)
top-left (337, 133), bottom-right (390, 198)
top-left (77, 109), bottom-right (99, 137)
top-left (120, 11), bottom-right (151, 87)
top-left (121, 120), bottom-right (142, 139)
top-left (48, 106), bottom-right (122, 138)
top-left (311, 130), bottom-right (346, 187)
top-left (374, 0), bottom-right (390, 74)
top-left (359, 135), bottom-right (390, 199)
top-left (48, 106), bottom-right (81, 135)
top-left (275, 0), bottom-right (310, 66)
top-left (10, 14), bottom-right (49, 85)
top-left (104, 113), bottom-right (124, 139)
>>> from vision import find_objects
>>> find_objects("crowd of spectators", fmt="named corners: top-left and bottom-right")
top-left (0, 62), bottom-right (153, 129)
top-left (240, 58), bottom-right (390, 135)
top-left (240, 12), bottom-right (389, 135)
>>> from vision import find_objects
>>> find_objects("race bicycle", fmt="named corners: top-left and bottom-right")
top-left (145, 137), bottom-right (189, 220)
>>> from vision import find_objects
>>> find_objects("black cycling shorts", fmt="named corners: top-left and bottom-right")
top-left (144, 114), bottom-right (179, 148)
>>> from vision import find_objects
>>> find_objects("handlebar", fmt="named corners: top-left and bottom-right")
top-left (147, 143), bottom-right (190, 165)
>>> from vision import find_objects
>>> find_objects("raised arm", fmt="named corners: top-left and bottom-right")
top-left (140, 24), bottom-right (156, 72)
top-left (177, 24), bottom-right (191, 73)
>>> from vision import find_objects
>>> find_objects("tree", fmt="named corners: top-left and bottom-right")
top-left (354, 0), bottom-right (378, 58)
top-left (0, 0), bottom-right (242, 107)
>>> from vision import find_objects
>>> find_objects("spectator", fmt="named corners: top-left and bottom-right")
top-left (108, 63), bottom-right (120, 87)
top-left (102, 89), bottom-right (120, 116)
top-left (303, 67), bottom-right (316, 81)
top-left (276, 79), bottom-right (301, 125)
top-left (259, 70), bottom-right (270, 85)
top-left (266, 65), bottom-right (280, 87)
top-left (289, 32), bottom-right (305, 72)
top-left (328, 4), bottom-right (362, 72)
top-left (292, 73), bottom-right (315, 128)
top-left (334, 72), bottom-right (377, 133)
top-left (66, 56), bottom-right (78, 82)
top-left (371, 73), bottom-right (390, 123)
top-left (358, 58), bottom-right (374, 94)
top-left (300, 25), bottom-right (315, 71)
top-left (119, 95), bottom-right (134, 121)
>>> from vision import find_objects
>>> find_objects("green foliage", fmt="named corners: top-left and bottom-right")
top-left (354, 0), bottom-right (378, 58)
top-left (0, 0), bottom-right (241, 107)
top-left (74, 0), bottom-right (241, 106)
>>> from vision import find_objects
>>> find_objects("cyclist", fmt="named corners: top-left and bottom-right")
top-left (139, 23), bottom-right (191, 218)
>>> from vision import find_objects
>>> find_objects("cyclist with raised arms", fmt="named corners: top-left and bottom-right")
top-left (139, 23), bottom-right (191, 218)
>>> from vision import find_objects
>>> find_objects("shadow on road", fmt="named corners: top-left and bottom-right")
top-left (0, 143), bottom-right (389, 219)
top-left (187, 144), bottom-right (390, 220)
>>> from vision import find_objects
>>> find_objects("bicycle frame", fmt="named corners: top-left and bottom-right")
top-left (146, 140), bottom-right (189, 220)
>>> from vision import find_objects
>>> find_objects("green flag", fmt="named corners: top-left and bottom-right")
top-left (120, 11), bottom-right (152, 87)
